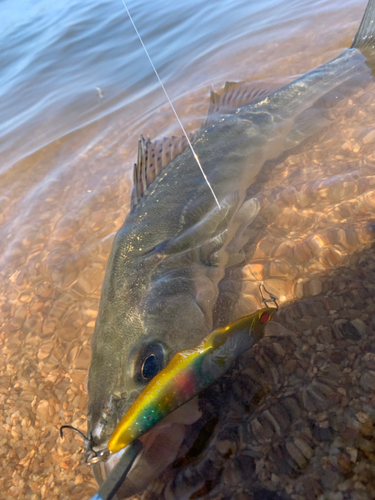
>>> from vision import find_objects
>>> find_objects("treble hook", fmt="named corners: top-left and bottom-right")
top-left (60, 424), bottom-right (89, 442)
top-left (259, 283), bottom-right (278, 310)
top-left (59, 425), bottom-right (110, 464)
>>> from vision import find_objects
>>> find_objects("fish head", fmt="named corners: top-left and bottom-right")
top-left (86, 222), bottom-right (214, 456)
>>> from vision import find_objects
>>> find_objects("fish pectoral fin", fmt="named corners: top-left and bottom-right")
top-left (159, 193), bottom-right (238, 258)
top-left (283, 107), bottom-right (331, 150)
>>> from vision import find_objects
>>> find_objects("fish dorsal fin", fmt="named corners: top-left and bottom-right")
top-left (205, 81), bottom-right (276, 125)
top-left (131, 133), bottom-right (195, 209)
top-left (131, 81), bottom-right (276, 209)
top-left (206, 88), bottom-right (221, 123)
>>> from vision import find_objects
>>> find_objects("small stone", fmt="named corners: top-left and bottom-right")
top-left (272, 342), bottom-right (286, 357)
top-left (284, 359), bottom-right (298, 374)
top-left (73, 275), bottom-right (91, 296)
top-left (294, 437), bottom-right (314, 459)
top-left (307, 278), bottom-right (322, 296)
top-left (73, 347), bottom-right (91, 370)
top-left (346, 447), bottom-right (357, 463)
top-left (19, 292), bottom-right (32, 303)
top-left (352, 142), bottom-right (360, 153)
top-left (35, 281), bottom-right (54, 299)
top-left (216, 440), bottom-right (233, 455)
top-left (337, 452), bottom-right (351, 473)
top-left (341, 321), bottom-right (361, 340)
top-left (36, 400), bottom-right (50, 422)
top-left (75, 474), bottom-right (84, 484)
top-left (360, 370), bottom-right (375, 392)
top-left (362, 352), bottom-right (375, 370)
top-left (223, 461), bottom-right (242, 487)
top-left (287, 155), bottom-right (301, 165)
top-left (285, 441), bottom-right (307, 468)
top-left (359, 421), bottom-right (373, 437)
top-left (350, 318), bottom-right (366, 336)
top-left (356, 412), bottom-right (370, 424)
top-left (38, 341), bottom-right (54, 360)
top-left (362, 129), bottom-right (375, 144)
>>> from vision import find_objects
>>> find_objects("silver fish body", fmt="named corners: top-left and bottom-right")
top-left (87, 0), bottom-right (375, 477)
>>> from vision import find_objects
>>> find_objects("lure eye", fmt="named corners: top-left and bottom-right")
top-left (141, 354), bottom-right (160, 380)
top-left (260, 312), bottom-right (270, 324)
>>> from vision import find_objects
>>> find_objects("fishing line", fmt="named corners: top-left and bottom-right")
top-left (119, 0), bottom-right (221, 210)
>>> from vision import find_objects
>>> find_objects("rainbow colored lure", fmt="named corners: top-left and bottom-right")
top-left (108, 305), bottom-right (276, 454)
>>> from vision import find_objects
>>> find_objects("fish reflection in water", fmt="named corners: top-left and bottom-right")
top-left (85, 0), bottom-right (375, 498)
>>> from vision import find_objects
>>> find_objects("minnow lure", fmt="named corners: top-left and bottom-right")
top-left (108, 301), bottom-right (276, 454)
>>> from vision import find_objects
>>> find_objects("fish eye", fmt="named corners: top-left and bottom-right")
top-left (141, 354), bottom-right (160, 380)
top-left (135, 343), bottom-right (165, 382)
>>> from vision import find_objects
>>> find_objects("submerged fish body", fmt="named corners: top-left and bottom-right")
top-left (87, 0), bottom-right (375, 478)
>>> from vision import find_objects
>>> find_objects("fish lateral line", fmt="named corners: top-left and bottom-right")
top-left (119, 0), bottom-right (222, 210)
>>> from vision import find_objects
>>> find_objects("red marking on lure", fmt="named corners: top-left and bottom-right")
top-left (260, 312), bottom-right (270, 324)
top-left (176, 371), bottom-right (196, 397)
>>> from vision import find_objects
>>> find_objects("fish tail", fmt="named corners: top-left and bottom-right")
top-left (352, 0), bottom-right (375, 66)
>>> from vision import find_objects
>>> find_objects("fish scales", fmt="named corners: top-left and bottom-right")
top-left (86, 0), bottom-right (375, 496)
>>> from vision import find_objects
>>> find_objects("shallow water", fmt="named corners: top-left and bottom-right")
top-left (1, 0), bottom-right (374, 498)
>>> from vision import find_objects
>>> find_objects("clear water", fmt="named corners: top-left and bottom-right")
top-left (0, 0), bottom-right (371, 498)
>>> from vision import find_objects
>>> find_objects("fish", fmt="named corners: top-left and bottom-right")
top-left (86, 0), bottom-right (375, 494)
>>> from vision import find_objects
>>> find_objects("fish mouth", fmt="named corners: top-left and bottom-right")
top-left (90, 397), bottom-right (202, 499)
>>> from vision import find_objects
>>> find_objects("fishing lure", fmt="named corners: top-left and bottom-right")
top-left (108, 287), bottom-right (277, 454)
